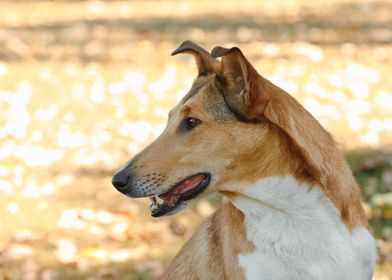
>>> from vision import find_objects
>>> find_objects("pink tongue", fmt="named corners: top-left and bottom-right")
top-left (171, 174), bottom-right (205, 194)
top-left (160, 174), bottom-right (205, 206)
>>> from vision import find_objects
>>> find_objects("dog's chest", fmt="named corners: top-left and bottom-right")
top-left (231, 176), bottom-right (376, 280)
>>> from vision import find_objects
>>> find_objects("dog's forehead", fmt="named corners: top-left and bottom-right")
top-left (175, 76), bottom-right (235, 123)
top-left (179, 75), bottom-right (214, 105)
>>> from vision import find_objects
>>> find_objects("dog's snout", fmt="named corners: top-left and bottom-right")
top-left (112, 169), bottom-right (132, 193)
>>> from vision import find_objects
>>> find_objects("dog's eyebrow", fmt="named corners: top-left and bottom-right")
top-left (180, 105), bottom-right (191, 115)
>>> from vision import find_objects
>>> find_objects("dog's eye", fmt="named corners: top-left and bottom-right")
top-left (180, 117), bottom-right (201, 132)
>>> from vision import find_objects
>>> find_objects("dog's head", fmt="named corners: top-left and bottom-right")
top-left (112, 41), bottom-right (343, 218)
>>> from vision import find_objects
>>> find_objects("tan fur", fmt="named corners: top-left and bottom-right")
top-left (132, 76), bottom-right (366, 228)
top-left (120, 42), bottom-right (368, 278)
top-left (161, 202), bottom-right (253, 280)
top-left (261, 79), bottom-right (367, 228)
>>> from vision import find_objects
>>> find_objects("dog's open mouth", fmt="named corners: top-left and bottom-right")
top-left (149, 173), bottom-right (211, 217)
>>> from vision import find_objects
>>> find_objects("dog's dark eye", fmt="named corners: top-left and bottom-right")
top-left (180, 117), bottom-right (201, 132)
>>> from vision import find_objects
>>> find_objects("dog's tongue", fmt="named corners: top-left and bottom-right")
top-left (159, 174), bottom-right (206, 206)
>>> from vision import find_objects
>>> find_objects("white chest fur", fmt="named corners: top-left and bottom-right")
top-left (232, 176), bottom-right (376, 280)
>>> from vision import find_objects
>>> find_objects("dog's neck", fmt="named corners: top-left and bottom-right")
top-left (231, 176), bottom-right (334, 217)
top-left (227, 175), bottom-right (375, 280)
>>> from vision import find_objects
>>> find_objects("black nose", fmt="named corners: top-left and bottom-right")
top-left (112, 170), bottom-right (131, 192)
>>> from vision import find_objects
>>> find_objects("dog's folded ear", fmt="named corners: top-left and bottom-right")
top-left (172, 40), bottom-right (220, 76)
top-left (211, 46), bottom-right (269, 121)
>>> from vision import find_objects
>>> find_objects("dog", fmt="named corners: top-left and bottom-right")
top-left (112, 41), bottom-right (376, 279)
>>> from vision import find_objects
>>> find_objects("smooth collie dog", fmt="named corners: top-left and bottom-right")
top-left (112, 41), bottom-right (376, 279)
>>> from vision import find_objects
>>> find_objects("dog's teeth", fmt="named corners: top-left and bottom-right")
top-left (155, 195), bottom-right (165, 205)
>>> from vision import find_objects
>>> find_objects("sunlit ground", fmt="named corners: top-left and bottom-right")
top-left (0, 0), bottom-right (391, 279)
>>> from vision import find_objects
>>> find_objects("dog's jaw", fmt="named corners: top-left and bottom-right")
top-left (149, 173), bottom-right (211, 217)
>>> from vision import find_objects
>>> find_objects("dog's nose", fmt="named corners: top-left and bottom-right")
top-left (112, 170), bottom-right (131, 192)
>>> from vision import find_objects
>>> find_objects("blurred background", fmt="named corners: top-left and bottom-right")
top-left (0, 0), bottom-right (391, 279)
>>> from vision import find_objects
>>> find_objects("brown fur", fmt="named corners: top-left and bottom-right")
top-left (161, 202), bottom-right (253, 280)
top-left (119, 42), bottom-right (368, 278)
top-left (262, 79), bottom-right (367, 229)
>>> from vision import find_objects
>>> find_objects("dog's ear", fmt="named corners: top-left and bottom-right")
top-left (172, 40), bottom-right (220, 76)
top-left (211, 46), bottom-right (269, 121)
